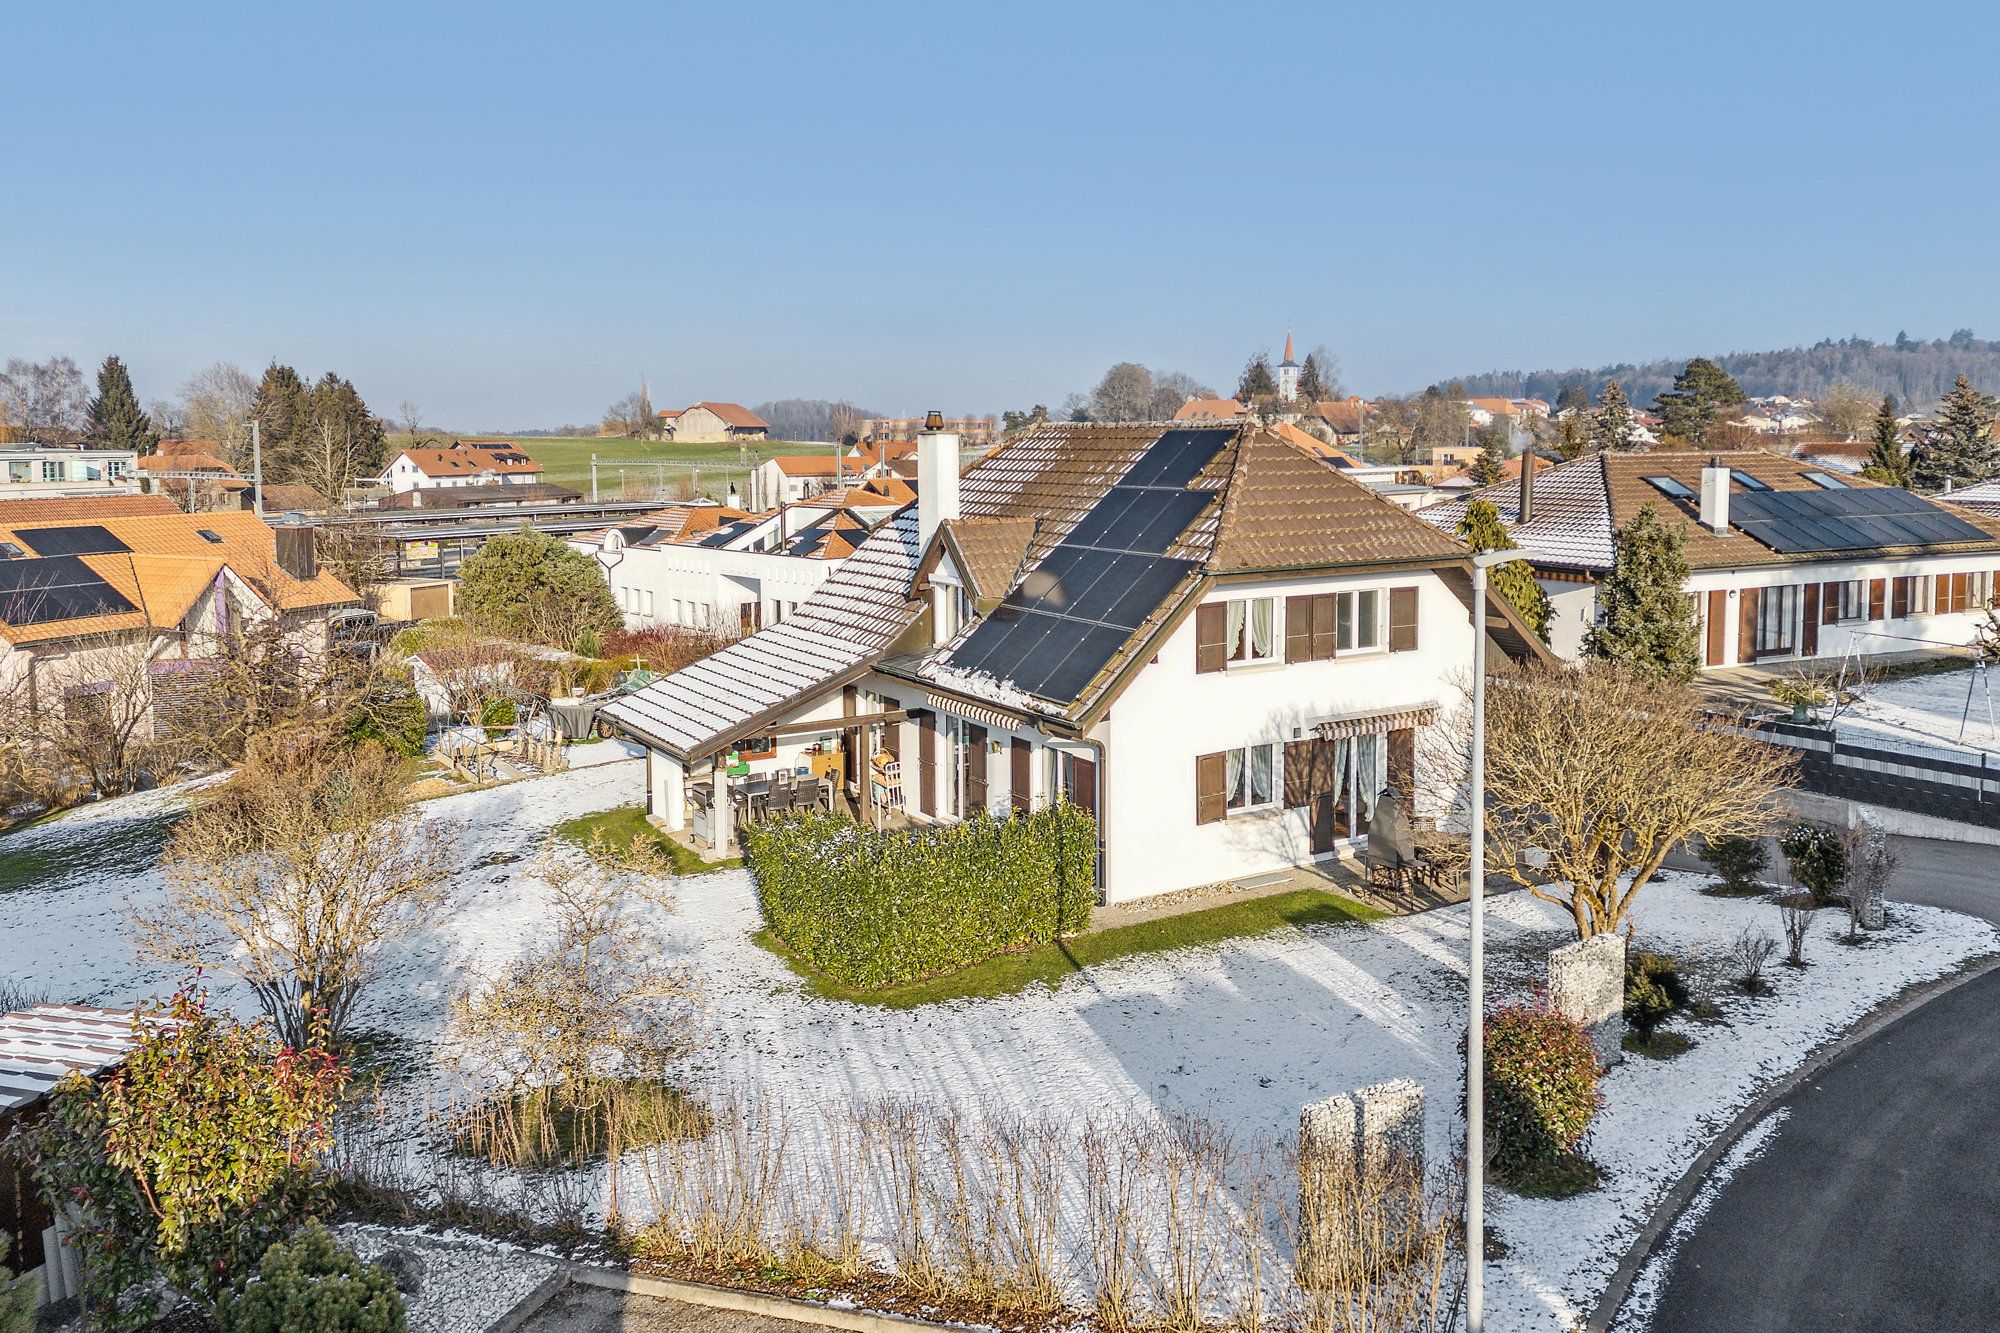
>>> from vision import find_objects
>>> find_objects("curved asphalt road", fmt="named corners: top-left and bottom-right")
top-left (1646, 858), bottom-right (2000, 1333)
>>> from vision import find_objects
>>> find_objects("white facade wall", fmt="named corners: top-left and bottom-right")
top-left (581, 540), bottom-right (839, 633)
top-left (0, 447), bottom-right (139, 497)
top-left (1096, 571), bottom-right (1473, 903)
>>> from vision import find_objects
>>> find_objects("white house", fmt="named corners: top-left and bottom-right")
top-left (570, 497), bottom-right (885, 637)
top-left (375, 442), bottom-right (542, 494)
top-left (1419, 450), bottom-right (2000, 668)
top-left (603, 421), bottom-right (1550, 906)
top-left (1, 444), bottom-right (139, 498)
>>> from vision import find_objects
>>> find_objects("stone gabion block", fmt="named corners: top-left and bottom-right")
top-left (1298, 1078), bottom-right (1426, 1287)
top-left (1549, 930), bottom-right (1627, 1066)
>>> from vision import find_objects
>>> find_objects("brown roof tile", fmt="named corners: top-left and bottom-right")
top-left (940, 516), bottom-right (1038, 602)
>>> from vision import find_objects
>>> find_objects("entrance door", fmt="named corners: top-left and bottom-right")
top-left (963, 725), bottom-right (988, 815)
top-left (915, 710), bottom-right (936, 816)
top-left (1284, 738), bottom-right (1351, 853)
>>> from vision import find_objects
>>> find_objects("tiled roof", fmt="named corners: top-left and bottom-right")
top-left (0, 495), bottom-right (176, 524)
top-left (940, 516), bottom-right (1038, 602)
top-left (0, 509), bottom-right (358, 646)
top-left (0, 1004), bottom-right (149, 1113)
top-left (691, 402), bottom-right (769, 429)
top-left (154, 438), bottom-right (226, 458)
top-left (1314, 398), bottom-right (1368, 434)
top-left (1418, 450), bottom-right (2000, 571)
top-left (1271, 420), bottom-right (1360, 468)
top-left (393, 448), bottom-right (540, 478)
top-left (1210, 430), bottom-right (1466, 573)
top-left (1172, 397), bottom-right (1246, 422)
top-left (375, 481), bottom-right (583, 509)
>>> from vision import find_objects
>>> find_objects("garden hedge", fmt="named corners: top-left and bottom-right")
top-left (1481, 1000), bottom-right (1602, 1179)
top-left (744, 803), bottom-right (1098, 989)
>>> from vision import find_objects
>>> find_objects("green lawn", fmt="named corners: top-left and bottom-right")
top-left (554, 804), bottom-right (740, 876)
top-left (390, 433), bottom-right (826, 497)
top-left (757, 888), bottom-right (1388, 1009)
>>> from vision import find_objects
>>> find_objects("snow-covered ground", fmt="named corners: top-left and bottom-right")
top-left (1832, 664), bottom-right (2000, 759)
top-left (3, 757), bottom-right (1993, 1331)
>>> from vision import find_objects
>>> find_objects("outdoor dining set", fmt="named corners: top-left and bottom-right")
top-left (688, 770), bottom-right (833, 844)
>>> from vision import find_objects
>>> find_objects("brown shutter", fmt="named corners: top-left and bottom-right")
top-left (1069, 756), bottom-right (1098, 817)
top-left (1705, 589), bottom-right (1727, 666)
top-left (1739, 587), bottom-right (1761, 662)
top-left (1801, 583), bottom-right (1820, 657)
top-left (1195, 603), bottom-right (1227, 673)
top-left (964, 725), bottom-right (988, 815)
top-left (917, 711), bottom-right (936, 817)
top-left (1196, 752), bottom-right (1227, 825)
top-left (1283, 740), bottom-right (1314, 807)
top-left (1388, 586), bottom-right (1419, 652)
top-left (1010, 738), bottom-right (1031, 812)
top-left (1311, 593), bottom-right (1337, 660)
top-left (1820, 582), bottom-right (1840, 628)
top-left (1868, 578), bottom-right (1886, 621)
top-left (1952, 572), bottom-right (1970, 613)
top-left (1892, 576), bottom-right (1912, 619)
top-left (1285, 596), bottom-right (1312, 663)
top-left (1387, 728), bottom-right (1415, 791)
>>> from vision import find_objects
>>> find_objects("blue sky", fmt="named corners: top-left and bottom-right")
top-left (6, 1), bottom-right (1997, 428)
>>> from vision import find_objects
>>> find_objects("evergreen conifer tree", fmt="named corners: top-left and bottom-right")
top-left (251, 362), bottom-right (309, 480)
top-left (1458, 498), bottom-right (1551, 643)
top-left (1584, 503), bottom-right (1702, 682)
top-left (1861, 394), bottom-right (1912, 488)
top-left (1237, 353), bottom-right (1277, 403)
top-left (1591, 380), bottom-right (1638, 452)
top-left (1910, 375), bottom-right (1999, 492)
top-left (87, 354), bottom-right (159, 453)
top-left (1298, 353), bottom-right (1327, 403)
top-left (1469, 434), bottom-right (1508, 485)
top-left (1654, 357), bottom-right (1747, 446)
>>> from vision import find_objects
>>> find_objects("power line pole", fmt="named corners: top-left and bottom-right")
top-left (251, 418), bottom-right (264, 518)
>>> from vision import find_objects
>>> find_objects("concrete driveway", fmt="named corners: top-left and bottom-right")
top-left (517, 1282), bottom-right (822, 1333)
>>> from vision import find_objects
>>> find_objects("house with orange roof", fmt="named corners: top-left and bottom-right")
top-left (374, 440), bottom-right (543, 494)
top-left (1172, 396), bottom-right (1247, 423)
top-left (0, 506), bottom-right (361, 746)
top-left (134, 439), bottom-right (249, 511)
top-left (747, 447), bottom-right (918, 510)
top-left (658, 402), bottom-right (770, 444)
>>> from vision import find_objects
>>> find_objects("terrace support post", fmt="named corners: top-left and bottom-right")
top-left (649, 749), bottom-right (686, 832)
top-left (711, 754), bottom-right (736, 857)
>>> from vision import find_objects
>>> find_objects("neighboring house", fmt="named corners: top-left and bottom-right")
top-left (1313, 397), bottom-right (1370, 446)
top-left (374, 481), bottom-right (584, 510)
top-left (1173, 396), bottom-right (1247, 423)
top-left (658, 402), bottom-right (770, 444)
top-left (0, 505), bottom-right (360, 737)
top-left (1419, 451), bottom-right (2000, 667)
top-left (135, 438), bottom-right (248, 511)
top-left (571, 495), bottom-right (889, 635)
top-left (863, 416), bottom-right (997, 449)
top-left (0, 444), bottom-right (139, 498)
top-left (1940, 478), bottom-right (2000, 517)
top-left (747, 451), bottom-right (916, 510)
top-left (1272, 420), bottom-right (1360, 469)
top-left (375, 441), bottom-right (542, 494)
top-left (605, 421), bottom-right (1549, 905)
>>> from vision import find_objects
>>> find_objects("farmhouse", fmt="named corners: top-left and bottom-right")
top-left (1419, 450), bottom-right (2000, 668)
top-left (375, 441), bottom-right (542, 494)
top-left (603, 420), bottom-right (1548, 904)
top-left (659, 402), bottom-right (770, 444)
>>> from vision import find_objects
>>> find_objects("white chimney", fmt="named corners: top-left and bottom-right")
top-left (917, 410), bottom-right (961, 551)
top-left (1700, 457), bottom-right (1730, 534)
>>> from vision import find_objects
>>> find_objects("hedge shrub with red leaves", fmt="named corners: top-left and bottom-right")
top-left (1482, 1000), bottom-right (1603, 1180)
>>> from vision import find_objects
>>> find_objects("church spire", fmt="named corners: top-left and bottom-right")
top-left (1282, 330), bottom-right (1296, 366)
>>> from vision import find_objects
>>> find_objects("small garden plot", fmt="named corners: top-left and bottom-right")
top-left (1831, 662), bottom-right (2000, 758)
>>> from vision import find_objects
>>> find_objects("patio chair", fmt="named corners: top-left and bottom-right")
top-left (764, 783), bottom-right (796, 818)
top-left (795, 775), bottom-right (825, 811)
top-left (1364, 788), bottom-right (1420, 893)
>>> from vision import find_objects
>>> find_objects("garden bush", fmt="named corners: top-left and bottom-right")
top-left (745, 802), bottom-right (1098, 989)
top-left (216, 1223), bottom-right (405, 1333)
top-left (1479, 1001), bottom-right (1602, 1191)
top-left (1700, 834), bottom-right (1769, 895)
top-left (1624, 949), bottom-right (1690, 1039)
top-left (1779, 821), bottom-right (1848, 906)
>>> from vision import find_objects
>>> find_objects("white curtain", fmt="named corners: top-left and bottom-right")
top-left (1226, 747), bottom-right (1246, 808)
top-left (1251, 599), bottom-right (1274, 659)
top-left (1227, 600), bottom-right (1246, 660)
top-left (1357, 733), bottom-right (1388, 823)
top-left (1328, 738), bottom-right (1349, 808)
top-left (1249, 744), bottom-right (1274, 806)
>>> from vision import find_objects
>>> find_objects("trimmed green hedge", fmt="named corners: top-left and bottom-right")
top-left (744, 803), bottom-right (1098, 989)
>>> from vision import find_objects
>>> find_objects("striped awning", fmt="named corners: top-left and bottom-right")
top-left (1311, 702), bottom-right (1439, 741)
top-left (927, 693), bottom-right (1025, 732)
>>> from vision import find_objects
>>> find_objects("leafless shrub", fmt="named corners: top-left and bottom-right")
top-left (1081, 1117), bottom-right (1152, 1332)
top-left (1285, 1139), bottom-right (1463, 1333)
top-left (1151, 1114), bottom-right (1232, 1333)
top-left (1728, 927), bottom-right (1778, 994)
top-left (1778, 892), bottom-right (1815, 967)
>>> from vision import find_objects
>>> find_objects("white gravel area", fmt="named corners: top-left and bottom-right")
top-left (337, 1224), bottom-right (561, 1333)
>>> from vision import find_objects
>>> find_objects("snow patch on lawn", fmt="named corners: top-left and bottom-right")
top-left (4, 758), bottom-right (1994, 1331)
top-left (1832, 665), bottom-right (2000, 759)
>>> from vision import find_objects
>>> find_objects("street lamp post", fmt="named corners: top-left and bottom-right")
top-left (1466, 547), bottom-right (1528, 1333)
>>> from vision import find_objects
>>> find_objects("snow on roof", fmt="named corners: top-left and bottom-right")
top-left (0, 1004), bottom-right (146, 1113)
top-left (1417, 455), bottom-right (1617, 569)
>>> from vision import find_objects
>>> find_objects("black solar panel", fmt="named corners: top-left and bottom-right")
top-left (16, 525), bottom-right (130, 557)
top-left (1729, 486), bottom-right (1989, 554)
top-left (0, 555), bottom-right (136, 625)
top-left (943, 426), bottom-right (1221, 704)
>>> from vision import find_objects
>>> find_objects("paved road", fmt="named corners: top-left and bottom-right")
top-left (1646, 957), bottom-right (2000, 1331)
top-left (520, 1282), bottom-right (820, 1333)
top-left (1882, 833), bottom-right (2000, 924)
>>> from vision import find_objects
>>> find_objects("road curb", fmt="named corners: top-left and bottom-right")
top-left (566, 1263), bottom-right (967, 1333)
top-left (1585, 948), bottom-right (2000, 1333)
top-left (487, 1270), bottom-right (571, 1333)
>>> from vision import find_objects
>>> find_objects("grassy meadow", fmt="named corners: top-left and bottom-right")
top-left (387, 433), bottom-right (830, 499)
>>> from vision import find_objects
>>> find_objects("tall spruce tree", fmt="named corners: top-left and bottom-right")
top-left (1910, 374), bottom-right (1999, 492)
top-left (251, 362), bottom-right (309, 480)
top-left (1237, 352), bottom-right (1277, 403)
top-left (1584, 503), bottom-right (1702, 682)
top-left (1458, 498), bottom-right (1551, 643)
top-left (1861, 394), bottom-right (1912, 488)
top-left (87, 354), bottom-right (159, 453)
top-left (1468, 433), bottom-right (1509, 485)
top-left (1591, 379), bottom-right (1638, 452)
top-left (1298, 353), bottom-right (1328, 403)
top-left (1653, 357), bottom-right (1747, 446)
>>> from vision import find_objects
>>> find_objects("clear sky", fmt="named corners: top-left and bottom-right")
top-left (7, 1), bottom-right (1998, 428)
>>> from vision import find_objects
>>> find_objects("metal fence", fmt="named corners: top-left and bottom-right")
top-left (1747, 715), bottom-right (2000, 829)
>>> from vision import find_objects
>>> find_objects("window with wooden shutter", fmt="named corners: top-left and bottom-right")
top-left (1195, 752), bottom-right (1226, 825)
top-left (1196, 603), bottom-right (1227, 673)
top-left (1705, 589), bottom-right (1727, 666)
top-left (1892, 576), bottom-right (1912, 619)
top-left (1801, 583), bottom-right (1820, 657)
top-left (1868, 578), bottom-right (1886, 621)
top-left (1285, 596), bottom-right (1313, 663)
top-left (1738, 586), bottom-right (1761, 662)
top-left (1310, 593), bottom-right (1336, 660)
top-left (1010, 738), bottom-right (1031, 813)
top-left (1820, 582), bottom-right (1841, 627)
top-left (1388, 586), bottom-right (1419, 652)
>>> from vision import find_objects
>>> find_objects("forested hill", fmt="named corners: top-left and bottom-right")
top-left (1447, 333), bottom-right (2000, 409)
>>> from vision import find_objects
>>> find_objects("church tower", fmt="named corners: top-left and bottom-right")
top-left (1277, 330), bottom-right (1300, 403)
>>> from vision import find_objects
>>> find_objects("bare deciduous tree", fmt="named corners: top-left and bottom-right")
top-left (137, 731), bottom-right (461, 1048)
top-left (1815, 381), bottom-right (1877, 441)
top-left (448, 833), bottom-right (699, 1101)
top-left (176, 361), bottom-right (258, 462)
top-left (0, 356), bottom-right (89, 443)
top-left (1424, 662), bottom-right (1797, 939)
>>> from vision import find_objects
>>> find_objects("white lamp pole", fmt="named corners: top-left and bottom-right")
top-left (1466, 547), bottom-right (1528, 1333)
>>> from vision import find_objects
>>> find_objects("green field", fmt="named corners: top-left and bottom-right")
top-left (389, 433), bottom-right (827, 500)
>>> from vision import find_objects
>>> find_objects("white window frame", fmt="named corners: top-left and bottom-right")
top-left (1335, 588), bottom-right (1383, 653)
top-left (1225, 597), bottom-right (1278, 666)
top-left (1834, 580), bottom-right (1864, 623)
top-left (1225, 742), bottom-right (1279, 815)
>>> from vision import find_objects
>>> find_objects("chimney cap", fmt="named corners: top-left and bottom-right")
top-left (923, 410), bottom-right (944, 432)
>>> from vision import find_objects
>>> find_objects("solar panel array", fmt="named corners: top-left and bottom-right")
top-left (1729, 486), bottom-right (1991, 554)
top-left (945, 427), bottom-right (1230, 704)
top-left (0, 554), bottom-right (136, 625)
top-left (15, 525), bottom-right (130, 557)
